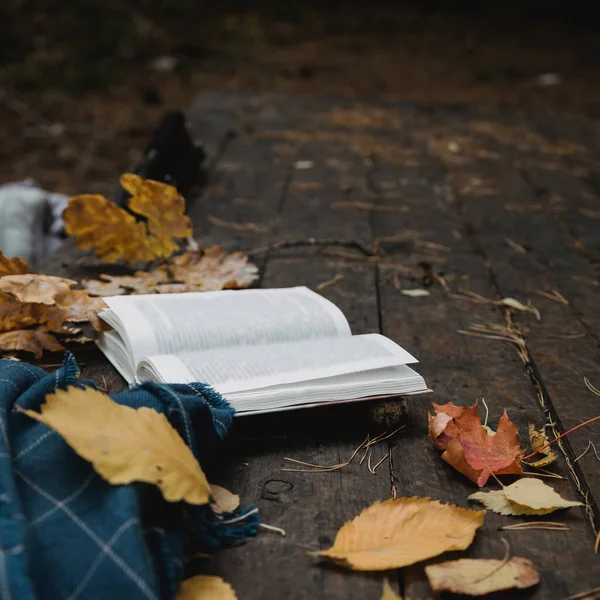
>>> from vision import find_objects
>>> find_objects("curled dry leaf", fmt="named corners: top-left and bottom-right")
top-left (0, 274), bottom-right (77, 307)
top-left (84, 247), bottom-right (259, 296)
top-left (0, 328), bottom-right (65, 358)
top-left (176, 576), bottom-right (239, 600)
top-left (63, 175), bottom-right (192, 264)
top-left (312, 497), bottom-right (484, 571)
top-left (425, 557), bottom-right (539, 595)
top-left (0, 292), bottom-right (43, 331)
top-left (46, 291), bottom-right (108, 332)
top-left (0, 250), bottom-right (30, 275)
top-left (19, 387), bottom-right (211, 504)
top-left (429, 402), bottom-right (524, 487)
top-left (210, 484), bottom-right (240, 513)
top-left (525, 423), bottom-right (558, 468)
top-left (469, 478), bottom-right (583, 516)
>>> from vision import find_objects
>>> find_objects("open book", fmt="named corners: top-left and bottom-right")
top-left (97, 286), bottom-right (428, 415)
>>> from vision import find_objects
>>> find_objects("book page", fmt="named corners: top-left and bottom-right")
top-left (139, 333), bottom-right (417, 393)
top-left (102, 287), bottom-right (351, 363)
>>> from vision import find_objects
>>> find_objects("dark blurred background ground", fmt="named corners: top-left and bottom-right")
top-left (1, 1), bottom-right (599, 198)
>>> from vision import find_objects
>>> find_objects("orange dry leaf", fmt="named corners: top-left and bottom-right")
top-left (312, 497), bottom-right (484, 571)
top-left (428, 402), bottom-right (479, 450)
top-left (0, 328), bottom-right (65, 358)
top-left (84, 248), bottom-right (259, 296)
top-left (430, 402), bottom-right (524, 487)
top-left (63, 175), bottom-right (191, 264)
top-left (0, 292), bottom-right (42, 331)
top-left (0, 274), bottom-right (77, 307)
top-left (120, 174), bottom-right (192, 258)
top-left (0, 251), bottom-right (30, 275)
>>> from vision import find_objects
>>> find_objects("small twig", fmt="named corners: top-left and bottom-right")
top-left (331, 201), bottom-right (410, 213)
top-left (560, 585), bottom-right (600, 600)
top-left (501, 521), bottom-right (569, 531)
top-left (481, 398), bottom-right (489, 428)
top-left (315, 273), bottom-right (344, 292)
top-left (522, 470), bottom-right (564, 479)
top-left (359, 435), bottom-right (371, 466)
top-left (246, 238), bottom-right (376, 258)
top-left (371, 453), bottom-right (389, 473)
top-left (536, 289), bottom-right (569, 305)
top-left (506, 237), bottom-right (527, 254)
top-left (259, 523), bottom-right (286, 537)
top-left (367, 448), bottom-right (374, 474)
top-left (208, 215), bottom-right (268, 234)
top-left (574, 440), bottom-right (600, 464)
top-left (584, 377), bottom-right (600, 397)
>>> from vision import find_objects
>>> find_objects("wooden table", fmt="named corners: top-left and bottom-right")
top-left (44, 91), bottom-right (600, 599)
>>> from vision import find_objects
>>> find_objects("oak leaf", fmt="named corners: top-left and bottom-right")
top-left (0, 328), bottom-right (65, 358)
top-left (0, 250), bottom-right (30, 275)
top-left (312, 497), bottom-right (484, 571)
top-left (210, 484), bottom-right (240, 513)
top-left (469, 478), bottom-right (582, 515)
top-left (0, 292), bottom-right (43, 331)
top-left (176, 576), bottom-right (238, 600)
top-left (120, 174), bottom-right (192, 258)
top-left (46, 290), bottom-right (108, 332)
top-left (425, 557), bottom-right (539, 595)
top-left (0, 274), bottom-right (77, 307)
top-left (20, 387), bottom-right (211, 504)
top-left (525, 423), bottom-right (557, 468)
top-left (84, 248), bottom-right (259, 296)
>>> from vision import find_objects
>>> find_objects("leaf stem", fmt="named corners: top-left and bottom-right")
top-left (522, 415), bottom-right (600, 460)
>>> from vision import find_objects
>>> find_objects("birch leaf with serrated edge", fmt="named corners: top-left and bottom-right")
top-left (525, 423), bottom-right (557, 468)
top-left (469, 478), bottom-right (582, 516)
top-left (312, 497), bottom-right (484, 571)
top-left (176, 576), bottom-right (238, 600)
top-left (425, 557), bottom-right (539, 595)
top-left (19, 387), bottom-right (210, 504)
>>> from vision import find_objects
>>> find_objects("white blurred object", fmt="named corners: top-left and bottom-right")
top-left (536, 73), bottom-right (561, 87)
top-left (148, 56), bottom-right (178, 72)
top-left (0, 180), bottom-right (68, 268)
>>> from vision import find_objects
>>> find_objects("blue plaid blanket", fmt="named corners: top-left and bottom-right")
top-left (0, 353), bottom-right (258, 600)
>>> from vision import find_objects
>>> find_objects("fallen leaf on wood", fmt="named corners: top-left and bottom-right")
top-left (64, 175), bottom-right (192, 264)
top-left (525, 424), bottom-right (558, 468)
top-left (401, 289), bottom-right (430, 297)
top-left (381, 579), bottom-right (405, 600)
top-left (312, 497), bottom-right (484, 570)
top-left (0, 251), bottom-right (30, 275)
top-left (121, 174), bottom-right (192, 257)
top-left (0, 274), bottom-right (77, 307)
top-left (176, 576), bottom-right (239, 600)
top-left (425, 557), bottom-right (539, 595)
top-left (430, 402), bottom-right (524, 486)
top-left (20, 387), bottom-right (210, 504)
top-left (0, 292), bottom-right (43, 331)
top-left (210, 484), bottom-right (240, 513)
top-left (46, 291), bottom-right (108, 332)
top-left (0, 328), bottom-right (65, 358)
top-left (84, 248), bottom-right (259, 296)
top-left (469, 478), bottom-right (583, 515)
top-left (428, 402), bottom-right (479, 450)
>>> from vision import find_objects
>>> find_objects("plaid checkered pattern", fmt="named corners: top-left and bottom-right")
top-left (0, 353), bottom-right (255, 600)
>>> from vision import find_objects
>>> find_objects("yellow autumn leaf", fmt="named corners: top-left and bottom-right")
top-left (312, 497), bottom-right (484, 571)
top-left (19, 387), bottom-right (210, 504)
top-left (176, 576), bottom-right (239, 600)
top-left (425, 557), bottom-right (539, 595)
top-left (469, 478), bottom-right (582, 516)
top-left (525, 423), bottom-right (557, 468)
top-left (0, 274), bottom-right (77, 306)
top-left (210, 484), bottom-right (240, 513)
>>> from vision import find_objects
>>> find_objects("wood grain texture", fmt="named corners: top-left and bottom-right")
top-left (38, 91), bottom-right (600, 600)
